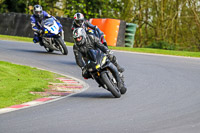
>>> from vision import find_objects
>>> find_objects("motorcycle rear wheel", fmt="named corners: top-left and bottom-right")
top-left (101, 72), bottom-right (121, 98)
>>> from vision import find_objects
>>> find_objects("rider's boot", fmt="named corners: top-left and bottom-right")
top-left (116, 63), bottom-right (125, 73)
top-left (39, 37), bottom-right (44, 46)
top-left (117, 81), bottom-right (123, 90)
top-left (109, 55), bottom-right (125, 73)
top-left (113, 61), bottom-right (125, 73)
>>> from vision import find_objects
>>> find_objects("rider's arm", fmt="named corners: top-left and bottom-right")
top-left (30, 16), bottom-right (41, 33)
top-left (92, 35), bottom-right (108, 53)
top-left (71, 21), bottom-right (76, 31)
top-left (85, 20), bottom-right (101, 35)
top-left (73, 45), bottom-right (86, 68)
top-left (43, 11), bottom-right (60, 22)
top-left (52, 16), bottom-right (60, 23)
top-left (43, 11), bottom-right (51, 18)
top-left (43, 11), bottom-right (61, 28)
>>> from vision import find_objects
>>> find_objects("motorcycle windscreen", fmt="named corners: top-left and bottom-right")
top-left (88, 49), bottom-right (97, 62)
top-left (88, 49), bottom-right (104, 64)
top-left (42, 18), bottom-right (54, 27)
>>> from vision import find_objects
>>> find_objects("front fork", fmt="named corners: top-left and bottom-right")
top-left (106, 62), bottom-right (121, 84)
top-left (94, 63), bottom-right (122, 89)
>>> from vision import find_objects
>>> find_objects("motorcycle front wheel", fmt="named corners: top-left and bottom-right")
top-left (101, 72), bottom-right (121, 98)
top-left (44, 46), bottom-right (54, 53)
top-left (55, 37), bottom-right (68, 55)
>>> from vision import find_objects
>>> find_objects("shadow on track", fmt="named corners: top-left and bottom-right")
top-left (52, 60), bottom-right (77, 65)
top-left (71, 91), bottom-right (115, 99)
top-left (8, 48), bottom-right (63, 55)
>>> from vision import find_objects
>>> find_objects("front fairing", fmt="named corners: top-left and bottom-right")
top-left (42, 18), bottom-right (62, 37)
top-left (86, 49), bottom-right (107, 72)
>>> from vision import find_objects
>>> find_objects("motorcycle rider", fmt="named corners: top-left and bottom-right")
top-left (71, 13), bottom-right (108, 47)
top-left (30, 5), bottom-right (61, 46)
top-left (73, 28), bottom-right (125, 89)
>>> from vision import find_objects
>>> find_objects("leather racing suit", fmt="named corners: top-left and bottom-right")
top-left (71, 20), bottom-right (107, 47)
top-left (73, 34), bottom-right (123, 83)
top-left (30, 11), bottom-right (61, 45)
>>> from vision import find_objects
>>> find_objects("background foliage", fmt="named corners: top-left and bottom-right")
top-left (0, 0), bottom-right (199, 51)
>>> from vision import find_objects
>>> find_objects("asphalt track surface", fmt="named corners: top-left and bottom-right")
top-left (0, 40), bottom-right (200, 133)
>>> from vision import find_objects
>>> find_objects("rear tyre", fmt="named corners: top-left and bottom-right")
top-left (55, 37), bottom-right (68, 55)
top-left (101, 72), bottom-right (121, 98)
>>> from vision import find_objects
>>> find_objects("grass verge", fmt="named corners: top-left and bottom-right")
top-left (108, 47), bottom-right (200, 58)
top-left (0, 34), bottom-right (200, 57)
top-left (0, 61), bottom-right (62, 108)
top-left (0, 34), bottom-right (74, 46)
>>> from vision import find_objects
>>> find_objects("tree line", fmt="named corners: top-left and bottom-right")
top-left (0, 0), bottom-right (199, 51)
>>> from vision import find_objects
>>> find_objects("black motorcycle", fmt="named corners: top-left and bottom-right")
top-left (85, 49), bottom-right (127, 98)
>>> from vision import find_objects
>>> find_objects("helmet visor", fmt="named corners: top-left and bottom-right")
top-left (35, 11), bottom-right (42, 15)
top-left (75, 20), bottom-right (83, 25)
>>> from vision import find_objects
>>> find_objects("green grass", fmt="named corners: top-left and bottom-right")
top-left (0, 34), bottom-right (200, 57)
top-left (0, 61), bottom-right (61, 108)
top-left (0, 34), bottom-right (33, 42)
top-left (0, 34), bottom-right (74, 46)
top-left (108, 47), bottom-right (200, 58)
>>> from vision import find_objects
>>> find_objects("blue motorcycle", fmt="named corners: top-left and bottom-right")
top-left (41, 18), bottom-right (68, 55)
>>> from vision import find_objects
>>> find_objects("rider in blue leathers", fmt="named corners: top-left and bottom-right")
top-left (30, 5), bottom-right (61, 46)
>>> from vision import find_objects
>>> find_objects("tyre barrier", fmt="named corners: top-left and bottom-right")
top-left (125, 23), bottom-right (137, 47)
top-left (90, 18), bottom-right (126, 47)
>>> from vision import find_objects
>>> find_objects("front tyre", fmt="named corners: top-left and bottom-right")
top-left (101, 72), bottom-right (121, 98)
top-left (44, 46), bottom-right (54, 53)
top-left (55, 37), bottom-right (68, 55)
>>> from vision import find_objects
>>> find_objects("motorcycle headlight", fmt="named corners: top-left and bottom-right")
top-left (44, 29), bottom-right (48, 34)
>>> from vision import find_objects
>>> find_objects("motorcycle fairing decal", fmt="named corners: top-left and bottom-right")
top-left (51, 27), bottom-right (55, 31)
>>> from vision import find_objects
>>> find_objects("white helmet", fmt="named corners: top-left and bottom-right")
top-left (73, 28), bottom-right (86, 46)
top-left (74, 13), bottom-right (84, 26)
top-left (33, 5), bottom-right (43, 19)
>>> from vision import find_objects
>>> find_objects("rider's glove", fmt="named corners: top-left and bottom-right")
top-left (106, 50), bottom-right (113, 55)
top-left (38, 29), bottom-right (43, 34)
top-left (106, 50), bottom-right (114, 59)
